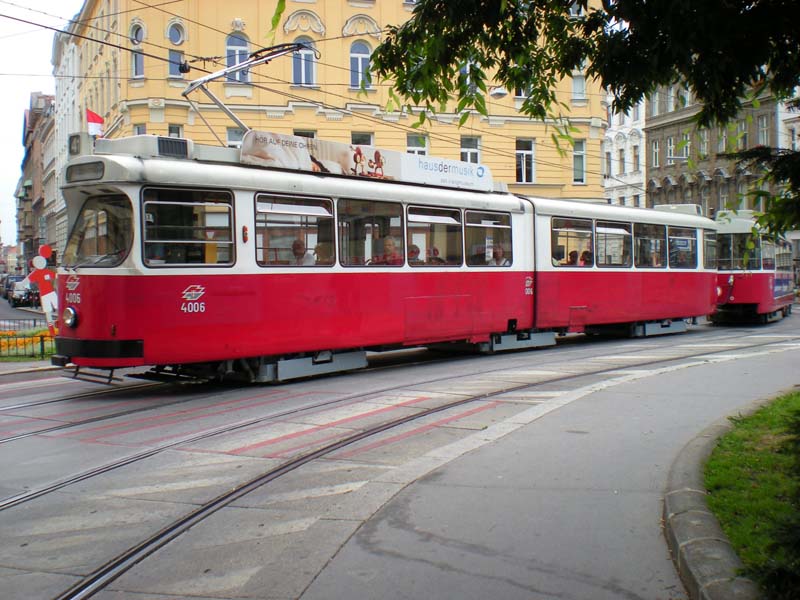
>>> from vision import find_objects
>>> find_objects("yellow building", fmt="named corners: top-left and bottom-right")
top-left (66, 0), bottom-right (606, 198)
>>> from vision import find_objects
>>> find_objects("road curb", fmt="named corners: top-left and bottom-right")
top-left (663, 415), bottom-right (764, 600)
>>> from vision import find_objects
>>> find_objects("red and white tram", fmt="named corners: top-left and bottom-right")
top-left (712, 210), bottom-right (794, 323)
top-left (52, 132), bottom-right (719, 382)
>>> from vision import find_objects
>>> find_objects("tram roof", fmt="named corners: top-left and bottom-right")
top-left (525, 196), bottom-right (717, 228)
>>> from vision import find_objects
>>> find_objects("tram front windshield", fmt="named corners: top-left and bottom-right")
top-left (717, 233), bottom-right (761, 270)
top-left (62, 195), bottom-right (133, 268)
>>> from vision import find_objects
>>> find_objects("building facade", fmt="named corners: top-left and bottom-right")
top-left (35, 1), bottom-right (606, 266)
top-left (645, 85), bottom-right (783, 218)
top-left (603, 95), bottom-right (646, 208)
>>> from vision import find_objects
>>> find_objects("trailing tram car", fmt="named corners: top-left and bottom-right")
top-left (712, 210), bottom-right (794, 323)
top-left (52, 132), bottom-right (719, 383)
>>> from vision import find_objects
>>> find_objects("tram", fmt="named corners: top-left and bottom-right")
top-left (712, 210), bottom-right (794, 323)
top-left (51, 132), bottom-right (719, 383)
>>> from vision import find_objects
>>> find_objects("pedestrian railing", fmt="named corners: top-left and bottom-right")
top-left (0, 320), bottom-right (55, 359)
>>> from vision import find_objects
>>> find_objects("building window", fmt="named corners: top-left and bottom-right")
top-left (652, 140), bottom-right (660, 168)
top-left (226, 33), bottom-right (250, 83)
top-left (737, 120), bottom-right (748, 150)
top-left (351, 132), bottom-right (373, 146)
top-left (168, 49), bottom-right (184, 78)
top-left (571, 73), bottom-right (586, 102)
top-left (666, 86), bottom-right (675, 112)
top-left (666, 136), bottom-right (675, 165)
top-left (226, 127), bottom-right (245, 148)
top-left (617, 148), bottom-right (625, 174)
top-left (168, 23), bottom-right (184, 45)
top-left (349, 41), bottom-right (372, 89)
top-left (757, 115), bottom-right (769, 146)
top-left (515, 139), bottom-right (535, 183)
top-left (134, 123), bottom-right (146, 135)
top-left (681, 133), bottom-right (691, 160)
top-left (632, 102), bottom-right (640, 121)
top-left (698, 128), bottom-right (709, 158)
top-left (168, 124), bottom-right (182, 138)
top-left (605, 151), bottom-right (612, 177)
top-left (650, 92), bottom-right (659, 117)
top-left (633, 194), bottom-right (641, 207)
top-left (130, 23), bottom-right (144, 79)
top-left (573, 139), bottom-right (586, 184)
top-left (294, 130), bottom-right (316, 139)
top-left (717, 126), bottom-right (728, 152)
top-left (461, 136), bottom-right (480, 163)
top-left (568, 2), bottom-right (585, 17)
top-left (406, 134), bottom-right (427, 155)
top-left (632, 145), bottom-right (640, 172)
top-left (293, 38), bottom-right (316, 86)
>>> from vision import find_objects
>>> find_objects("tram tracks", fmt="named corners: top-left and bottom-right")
top-left (2, 326), bottom-right (796, 514)
top-left (41, 328), bottom-right (800, 599)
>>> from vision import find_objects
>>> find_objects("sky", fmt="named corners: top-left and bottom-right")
top-left (0, 0), bottom-right (85, 247)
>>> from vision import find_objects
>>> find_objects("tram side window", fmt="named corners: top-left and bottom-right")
top-left (143, 188), bottom-right (234, 266)
top-left (465, 211), bottom-right (513, 266)
top-left (668, 227), bottom-right (697, 269)
top-left (703, 230), bottom-right (717, 269)
top-left (717, 233), bottom-right (761, 270)
top-left (762, 239), bottom-right (775, 270)
top-left (255, 195), bottom-right (334, 266)
top-left (551, 217), bottom-right (593, 267)
top-left (595, 221), bottom-right (632, 268)
top-left (776, 240), bottom-right (793, 273)
top-left (338, 198), bottom-right (404, 266)
top-left (407, 206), bottom-right (463, 266)
top-left (634, 223), bottom-right (666, 268)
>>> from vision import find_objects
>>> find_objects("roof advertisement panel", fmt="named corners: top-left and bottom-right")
top-left (240, 130), bottom-right (493, 191)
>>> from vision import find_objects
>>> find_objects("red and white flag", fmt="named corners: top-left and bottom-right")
top-left (86, 109), bottom-right (104, 137)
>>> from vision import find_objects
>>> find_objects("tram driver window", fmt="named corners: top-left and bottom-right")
top-left (255, 195), bottom-right (335, 267)
top-left (634, 223), bottom-right (666, 268)
top-left (143, 188), bottom-right (234, 266)
top-left (465, 211), bottom-right (512, 266)
top-left (551, 217), bottom-right (593, 267)
top-left (337, 198), bottom-right (404, 266)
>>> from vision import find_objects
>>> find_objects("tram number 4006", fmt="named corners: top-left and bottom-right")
top-left (181, 301), bottom-right (206, 313)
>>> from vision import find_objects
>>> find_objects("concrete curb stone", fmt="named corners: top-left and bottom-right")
top-left (663, 416), bottom-right (764, 600)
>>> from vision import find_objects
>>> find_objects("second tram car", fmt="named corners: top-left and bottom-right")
top-left (712, 210), bottom-right (794, 323)
top-left (52, 133), bottom-right (719, 383)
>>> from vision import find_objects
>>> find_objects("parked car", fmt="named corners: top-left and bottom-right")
top-left (9, 281), bottom-right (34, 308)
top-left (3, 275), bottom-right (24, 300)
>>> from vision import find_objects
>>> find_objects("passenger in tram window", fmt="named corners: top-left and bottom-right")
top-left (580, 250), bottom-right (593, 266)
top-left (292, 240), bottom-right (315, 266)
top-left (314, 242), bottom-right (333, 265)
top-left (489, 245), bottom-right (511, 266)
top-left (427, 246), bottom-right (445, 265)
top-left (408, 244), bottom-right (423, 265)
top-left (566, 250), bottom-right (579, 265)
top-left (373, 237), bottom-right (404, 265)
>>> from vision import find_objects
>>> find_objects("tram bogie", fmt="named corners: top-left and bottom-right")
top-left (52, 133), bottom-right (721, 384)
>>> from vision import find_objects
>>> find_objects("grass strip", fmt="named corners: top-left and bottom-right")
top-left (704, 390), bottom-right (800, 597)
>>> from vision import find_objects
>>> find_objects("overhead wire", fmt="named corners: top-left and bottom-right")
top-left (4, 3), bottom-right (643, 194)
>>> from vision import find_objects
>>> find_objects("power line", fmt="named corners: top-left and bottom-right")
top-left (9, 6), bottom-right (632, 191)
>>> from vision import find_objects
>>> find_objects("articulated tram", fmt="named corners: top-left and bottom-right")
top-left (712, 210), bottom-right (794, 323)
top-left (52, 132), bottom-right (719, 383)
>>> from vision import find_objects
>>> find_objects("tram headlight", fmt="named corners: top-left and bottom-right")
top-left (62, 307), bottom-right (79, 328)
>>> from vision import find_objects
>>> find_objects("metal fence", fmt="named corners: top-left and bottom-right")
top-left (0, 319), bottom-right (54, 359)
